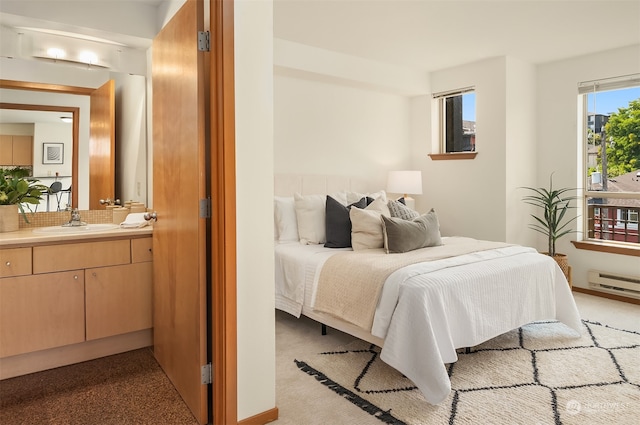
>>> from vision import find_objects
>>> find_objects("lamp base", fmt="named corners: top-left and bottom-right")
top-left (403, 195), bottom-right (416, 211)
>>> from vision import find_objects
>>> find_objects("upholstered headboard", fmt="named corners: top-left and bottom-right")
top-left (274, 174), bottom-right (373, 197)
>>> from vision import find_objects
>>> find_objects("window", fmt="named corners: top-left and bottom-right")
top-left (430, 88), bottom-right (476, 159)
top-left (579, 75), bottom-right (640, 247)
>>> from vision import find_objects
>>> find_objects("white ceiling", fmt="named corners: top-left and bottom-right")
top-left (273, 0), bottom-right (640, 72)
top-left (0, 109), bottom-right (72, 124)
top-left (0, 0), bottom-right (638, 75)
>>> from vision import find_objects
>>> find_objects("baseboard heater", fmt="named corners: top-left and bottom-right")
top-left (588, 270), bottom-right (640, 300)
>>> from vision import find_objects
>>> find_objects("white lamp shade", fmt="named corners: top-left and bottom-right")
top-left (387, 170), bottom-right (423, 195)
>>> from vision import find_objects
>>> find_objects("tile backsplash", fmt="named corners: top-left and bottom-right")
top-left (19, 210), bottom-right (114, 229)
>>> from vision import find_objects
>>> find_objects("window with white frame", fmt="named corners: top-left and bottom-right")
top-left (578, 75), bottom-right (640, 245)
top-left (433, 87), bottom-right (476, 154)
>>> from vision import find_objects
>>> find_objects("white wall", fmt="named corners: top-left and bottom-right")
top-left (425, 58), bottom-right (509, 240)
top-left (274, 74), bottom-right (411, 190)
top-left (537, 44), bottom-right (640, 287)
top-left (274, 38), bottom-right (426, 196)
top-left (235, 0), bottom-right (276, 420)
top-left (505, 57), bottom-right (537, 246)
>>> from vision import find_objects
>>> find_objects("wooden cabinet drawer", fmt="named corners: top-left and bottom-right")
top-left (0, 270), bottom-right (85, 357)
top-left (33, 240), bottom-right (131, 274)
top-left (131, 237), bottom-right (153, 263)
top-left (0, 247), bottom-right (32, 278)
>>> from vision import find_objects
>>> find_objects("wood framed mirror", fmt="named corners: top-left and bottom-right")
top-left (0, 79), bottom-right (115, 210)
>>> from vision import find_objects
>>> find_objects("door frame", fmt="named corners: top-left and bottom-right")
top-left (210, 1), bottom-right (237, 424)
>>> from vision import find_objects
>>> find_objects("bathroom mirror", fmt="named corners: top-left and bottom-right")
top-left (0, 102), bottom-right (79, 210)
top-left (0, 76), bottom-right (148, 210)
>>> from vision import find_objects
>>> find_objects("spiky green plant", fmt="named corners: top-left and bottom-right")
top-left (0, 168), bottom-right (49, 223)
top-left (522, 174), bottom-right (579, 257)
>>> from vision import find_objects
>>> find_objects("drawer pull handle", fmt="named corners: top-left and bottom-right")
top-left (74, 275), bottom-right (79, 280)
top-left (5, 261), bottom-right (10, 267)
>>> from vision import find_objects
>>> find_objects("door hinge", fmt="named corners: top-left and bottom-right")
top-left (201, 363), bottom-right (212, 385)
top-left (197, 31), bottom-right (210, 52)
top-left (199, 198), bottom-right (211, 219)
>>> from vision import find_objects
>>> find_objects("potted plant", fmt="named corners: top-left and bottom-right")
top-left (0, 167), bottom-right (49, 231)
top-left (522, 173), bottom-right (578, 284)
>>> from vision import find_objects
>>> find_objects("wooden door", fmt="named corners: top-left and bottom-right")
top-left (89, 79), bottom-right (115, 209)
top-left (152, 0), bottom-right (208, 423)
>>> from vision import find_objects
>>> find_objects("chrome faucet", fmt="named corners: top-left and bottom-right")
top-left (63, 208), bottom-right (87, 227)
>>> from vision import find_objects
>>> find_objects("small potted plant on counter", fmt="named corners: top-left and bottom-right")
top-left (0, 167), bottom-right (49, 232)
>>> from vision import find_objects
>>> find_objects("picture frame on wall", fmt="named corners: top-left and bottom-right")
top-left (43, 143), bottom-right (64, 164)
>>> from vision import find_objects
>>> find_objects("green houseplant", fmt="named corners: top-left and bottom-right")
top-left (0, 167), bottom-right (49, 230)
top-left (522, 173), bottom-right (579, 257)
top-left (522, 174), bottom-right (578, 284)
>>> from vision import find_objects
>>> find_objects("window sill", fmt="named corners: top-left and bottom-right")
top-left (571, 240), bottom-right (640, 257)
top-left (428, 152), bottom-right (478, 160)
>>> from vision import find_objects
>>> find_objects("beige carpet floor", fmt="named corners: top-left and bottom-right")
top-left (273, 293), bottom-right (640, 425)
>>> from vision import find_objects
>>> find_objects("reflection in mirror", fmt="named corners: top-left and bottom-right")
top-left (0, 103), bottom-right (79, 210)
top-left (0, 75), bottom-right (148, 210)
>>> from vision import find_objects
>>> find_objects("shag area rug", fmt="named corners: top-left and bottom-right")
top-left (295, 320), bottom-right (640, 425)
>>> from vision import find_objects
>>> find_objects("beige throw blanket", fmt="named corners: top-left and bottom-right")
top-left (313, 237), bottom-right (512, 330)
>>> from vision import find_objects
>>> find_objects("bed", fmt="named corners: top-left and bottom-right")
top-left (274, 174), bottom-right (582, 404)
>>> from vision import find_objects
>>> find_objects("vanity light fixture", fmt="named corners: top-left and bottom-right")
top-left (79, 50), bottom-right (98, 65)
top-left (60, 116), bottom-right (72, 123)
top-left (46, 47), bottom-right (65, 60)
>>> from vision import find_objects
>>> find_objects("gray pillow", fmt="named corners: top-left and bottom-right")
top-left (381, 209), bottom-right (442, 253)
top-left (388, 199), bottom-right (420, 220)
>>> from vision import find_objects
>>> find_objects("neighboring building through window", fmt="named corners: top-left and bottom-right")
top-left (579, 75), bottom-right (640, 245)
top-left (434, 88), bottom-right (476, 153)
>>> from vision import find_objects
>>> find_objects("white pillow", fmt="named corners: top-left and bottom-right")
top-left (274, 196), bottom-right (299, 243)
top-left (331, 191), bottom-right (348, 206)
top-left (349, 197), bottom-right (390, 250)
top-left (346, 189), bottom-right (387, 205)
top-left (294, 193), bottom-right (326, 245)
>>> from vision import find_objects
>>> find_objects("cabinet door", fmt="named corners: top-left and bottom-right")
top-left (131, 237), bottom-right (153, 263)
top-left (85, 262), bottom-right (152, 341)
top-left (0, 135), bottom-right (13, 165)
top-left (12, 136), bottom-right (33, 165)
top-left (0, 271), bottom-right (85, 357)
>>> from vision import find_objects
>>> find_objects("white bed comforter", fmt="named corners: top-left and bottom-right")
top-left (274, 238), bottom-right (582, 404)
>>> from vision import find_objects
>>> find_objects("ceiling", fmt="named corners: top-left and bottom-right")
top-left (0, 0), bottom-right (638, 77)
top-left (273, 0), bottom-right (640, 73)
top-left (0, 109), bottom-right (72, 124)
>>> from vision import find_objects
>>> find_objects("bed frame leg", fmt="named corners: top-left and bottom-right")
top-left (321, 324), bottom-right (327, 335)
top-left (465, 347), bottom-right (471, 354)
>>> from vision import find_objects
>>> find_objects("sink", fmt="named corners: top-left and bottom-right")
top-left (33, 223), bottom-right (120, 234)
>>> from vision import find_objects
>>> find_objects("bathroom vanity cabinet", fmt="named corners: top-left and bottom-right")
top-left (0, 230), bottom-right (153, 379)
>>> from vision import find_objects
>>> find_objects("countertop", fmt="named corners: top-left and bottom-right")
top-left (0, 225), bottom-right (153, 247)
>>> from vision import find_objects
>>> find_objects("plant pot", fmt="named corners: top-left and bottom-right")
top-left (543, 252), bottom-right (571, 287)
top-left (0, 204), bottom-right (19, 232)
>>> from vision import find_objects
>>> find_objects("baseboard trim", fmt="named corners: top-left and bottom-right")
top-left (237, 407), bottom-right (279, 425)
top-left (573, 286), bottom-right (640, 305)
top-left (0, 329), bottom-right (153, 380)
